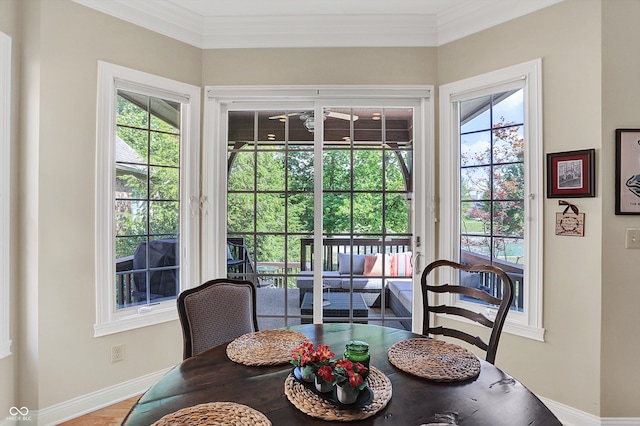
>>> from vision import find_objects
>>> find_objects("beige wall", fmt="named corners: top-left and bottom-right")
top-left (601, 0), bottom-right (640, 417)
top-left (4, 0), bottom-right (640, 421)
top-left (202, 47), bottom-right (437, 86)
top-left (14, 0), bottom-right (201, 410)
top-left (439, 0), bottom-right (604, 415)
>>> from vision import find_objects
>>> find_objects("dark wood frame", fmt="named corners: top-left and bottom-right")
top-left (546, 149), bottom-right (595, 198)
top-left (615, 129), bottom-right (640, 215)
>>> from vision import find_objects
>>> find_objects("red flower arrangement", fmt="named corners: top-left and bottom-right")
top-left (332, 358), bottom-right (368, 392)
top-left (291, 342), bottom-right (335, 377)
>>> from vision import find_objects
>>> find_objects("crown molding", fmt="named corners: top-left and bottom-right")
top-left (73, 0), bottom-right (563, 49)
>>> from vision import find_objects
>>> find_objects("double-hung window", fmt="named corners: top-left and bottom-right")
top-left (95, 62), bottom-right (200, 336)
top-left (0, 31), bottom-right (11, 358)
top-left (439, 60), bottom-right (544, 340)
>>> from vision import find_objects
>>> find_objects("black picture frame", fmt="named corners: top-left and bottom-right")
top-left (615, 129), bottom-right (640, 215)
top-left (546, 149), bottom-right (595, 198)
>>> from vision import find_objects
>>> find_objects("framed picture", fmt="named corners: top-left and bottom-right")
top-left (615, 129), bottom-right (640, 214)
top-left (546, 149), bottom-right (595, 198)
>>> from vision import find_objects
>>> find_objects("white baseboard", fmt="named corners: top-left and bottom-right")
top-left (35, 367), bottom-right (171, 426)
top-left (540, 396), bottom-right (640, 426)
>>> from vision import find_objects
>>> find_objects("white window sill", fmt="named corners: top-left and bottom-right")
top-left (94, 307), bottom-right (178, 337)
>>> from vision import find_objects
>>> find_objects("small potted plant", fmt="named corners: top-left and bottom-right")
top-left (310, 344), bottom-right (335, 393)
top-left (291, 341), bottom-right (315, 382)
top-left (291, 343), bottom-right (336, 392)
top-left (331, 358), bottom-right (369, 404)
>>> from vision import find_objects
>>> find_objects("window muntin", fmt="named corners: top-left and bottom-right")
top-left (459, 90), bottom-right (525, 310)
top-left (95, 61), bottom-right (200, 336)
top-left (439, 60), bottom-right (544, 341)
top-left (115, 91), bottom-right (181, 309)
top-left (226, 106), bottom-right (415, 329)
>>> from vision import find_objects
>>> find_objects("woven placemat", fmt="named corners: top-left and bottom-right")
top-left (284, 366), bottom-right (392, 422)
top-left (387, 338), bottom-right (481, 382)
top-left (226, 329), bottom-right (311, 366)
top-left (151, 401), bottom-right (271, 426)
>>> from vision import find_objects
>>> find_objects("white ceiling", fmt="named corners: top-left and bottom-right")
top-left (73, 0), bottom-right (563, 49)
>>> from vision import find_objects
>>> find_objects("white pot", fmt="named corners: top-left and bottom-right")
top-left (336, 385), bottom-right (359, 404)
top-left (314, 375), bottom-right (334, 393)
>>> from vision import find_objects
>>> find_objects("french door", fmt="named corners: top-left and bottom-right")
top-left (203, 88), bottom-right (434, 332)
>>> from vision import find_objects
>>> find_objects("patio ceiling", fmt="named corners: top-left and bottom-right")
top-left (72, 0), bottom-right (563, 49)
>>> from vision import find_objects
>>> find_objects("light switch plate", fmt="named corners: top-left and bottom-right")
top-left (625, 228), bottom-right (640, 249)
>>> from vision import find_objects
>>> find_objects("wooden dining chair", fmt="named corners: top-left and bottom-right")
top-left (177, 278), bottom-right (258, 359)
top-left (421, 259), bottom-right (514, 364)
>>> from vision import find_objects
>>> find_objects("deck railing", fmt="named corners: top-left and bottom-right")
top-left (299, 237), bottom-right (412, 272)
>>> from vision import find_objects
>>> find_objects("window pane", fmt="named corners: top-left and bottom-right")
top-left (461, 131), bottom-right (491, 166)
top-left (115, 200), bottom-right (147, 236)
top-left (117, 91), bottom-right (149, 128)
top-left (228, 150), bottom-right (255, 192)
top-left (288, 149), bottom-right (313, 191)
top-left (385, 150), bottom-right (410, 191)
top-left (461, 235), bottom-right (491, 257)
top-left (288, 193), bottom-right (313, 233)
top-left (257, 151), bottom-right (285, 191)
top-left (323, 151), bottom-right (351, 191)
top-left (323, 193), bottom-right (350, 234)
top-left (353, 192), bottom-right (383, 234)
top-left (493, 200), bottom-right (524, 238)
top-left (256, 193), bottom-right (285, 233)
top-left (461, 201), bottom-right (489, 236)
top-left (149, 97), bottom-right (180, 131)
top-left (385, 194), bottom-right (409, 234)
top-left (149, 201), bottom-right (179, 235)
top-left (385, 108), bottom-right (413, 143)
top-left (492, 89), bottom-right (523, 127)
top-left (493, 164), bottom-right (524, 200)
top-left (353, 150), bottom-right (382, 191)
top-left (354, 108), bottom-right (382, 142)
top-left (228, 193), bottom-right (254, 233)
top-left (324, 108), bottom-right (351, 143)
top-left (460, 95), bottom-right (491, 133)
top-left (150, 132), bottom-right (179, 167)
top-left (150, 166), bottom-right (179, 200)
top-left (117, 127), bottom-right (148, 161)
top-left (493, 127), bottom-right (524, 164)
top-left (461, 165), bottom-right (490, 200)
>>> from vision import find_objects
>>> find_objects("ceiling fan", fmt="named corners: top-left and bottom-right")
top-left (269, 110), bottom-right (359, 132)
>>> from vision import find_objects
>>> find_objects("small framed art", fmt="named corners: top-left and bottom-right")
top-left (615, 129), bottom-right (640, 214)
top-left (546, 149), bottom-right (595, 198)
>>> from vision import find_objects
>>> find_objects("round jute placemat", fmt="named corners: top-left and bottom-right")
top-left (387, 338), bottom-right (481, 382)
top-left (284, 366), bottom-right (392, 422)
top-left (151, 401), bottom-right (271, 426)
top-left (226, 329), bottom-right (311, 366)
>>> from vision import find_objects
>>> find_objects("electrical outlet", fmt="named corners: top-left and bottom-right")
top-left (625, 228), bottom-right (640, 249)
top-left (111, 344), bottom-right (125, 363)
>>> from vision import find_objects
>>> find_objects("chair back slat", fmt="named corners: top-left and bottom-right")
top-left (421, 259), bottom-right (514, 364)
top-left (428, 326), bottom-right (490, 352)
top-left (429, 305), bottom-right (495, 328)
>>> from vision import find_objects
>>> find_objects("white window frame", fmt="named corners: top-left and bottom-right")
top-left (439, 60), bottom-right (544, 341)
top-left (0, 31), bottom-right (12, 358)
top-left (94, 61), bottom-right (201, 337)
top-left (202, 86), bottom-right (435, 331)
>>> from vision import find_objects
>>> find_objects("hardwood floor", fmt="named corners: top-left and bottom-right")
top-left (57, 396), bottom-right (139, 426)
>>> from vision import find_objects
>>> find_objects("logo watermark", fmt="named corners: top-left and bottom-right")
top-left (7, 407), bottom-right (32, 422)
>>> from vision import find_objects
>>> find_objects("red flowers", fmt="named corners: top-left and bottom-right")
top-left (333, 358), bottom-right (368, 390)
top-left (317, 365), bottom-right (334, 383)
top-left (291, 342), bottom-right (335, 371)
top-left (291, 342), bottom-right (368, 392)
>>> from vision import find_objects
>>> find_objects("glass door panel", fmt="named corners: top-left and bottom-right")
top-left (226, 105), bottom-right (414, 330)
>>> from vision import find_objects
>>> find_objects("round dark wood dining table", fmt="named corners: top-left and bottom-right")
top-left (122, 323), bottom-right (561, 425)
